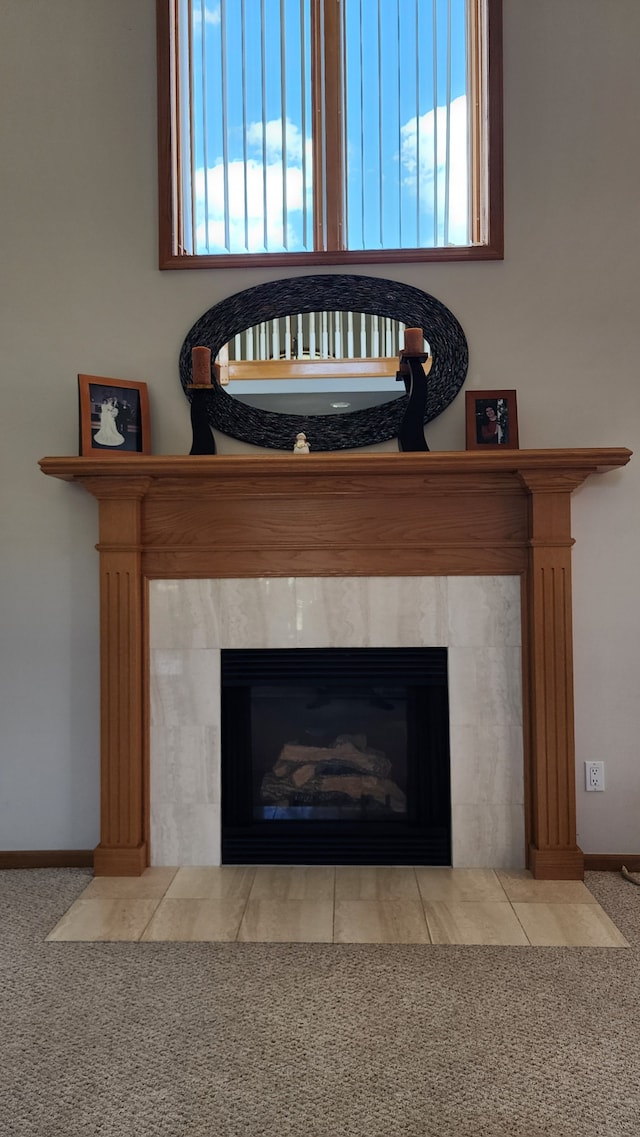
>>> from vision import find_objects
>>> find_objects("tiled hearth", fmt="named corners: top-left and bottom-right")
top-left (149, 575), bottom-right (525, 870)
top-left (47, 867), bottom-right (629, 946)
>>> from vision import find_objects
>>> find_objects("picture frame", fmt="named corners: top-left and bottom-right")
top-left (465, 389), bottom-right (519, 450)
top-left (78, 374), bottom-right (151, 456)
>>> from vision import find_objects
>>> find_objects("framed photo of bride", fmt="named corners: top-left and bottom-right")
top-left (78, 374), bottom-right (151, 456)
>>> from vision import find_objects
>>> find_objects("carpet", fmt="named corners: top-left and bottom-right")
top-left (1, 869), bottom-right (639, 1136)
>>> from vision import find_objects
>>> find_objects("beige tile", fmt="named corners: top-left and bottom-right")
top-left (46, 899), bottom-right (159, 942)
top-left (141, 898), bottom-right (246, 941)
top-left (424, 901), bottom-right (529, 945)
top-left (334, 900), bottom-right (430, 944)
top-left (334, 866), bottom-right (420, 901)
top-left (249, 866), bottom-right (334, 900)
top-left (165, 866), bottom-right (256, 900)
top-left (79, 867), bottom-right (178, 900)
top-left (415, 868), bottom-right (508, 903)
top-left (238, 899), bottom-right (334, 942)
top-left (513, 903), bottom-right (629, 947)
top-left (497, 870), bottom-right (596, 904)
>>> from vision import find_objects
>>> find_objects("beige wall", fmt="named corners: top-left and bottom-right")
top-left (1, 0), bottom-right (638, 852)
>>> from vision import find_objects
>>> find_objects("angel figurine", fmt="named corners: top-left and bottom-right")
top-left (293, 432), bottom-right (310, 454)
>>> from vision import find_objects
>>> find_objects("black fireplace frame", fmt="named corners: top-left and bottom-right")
top-left (221, 647), bottom-right (451, 865)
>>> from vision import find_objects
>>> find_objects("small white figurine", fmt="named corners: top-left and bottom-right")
top-left (293, 432), bottom-right (310, 454)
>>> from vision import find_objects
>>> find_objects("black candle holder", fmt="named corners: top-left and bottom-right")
top-left (396, 354), bottom-right (432, 452)
top-left (187, 385), bottom-right (216, 455)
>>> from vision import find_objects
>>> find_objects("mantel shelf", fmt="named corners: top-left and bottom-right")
top-left (40, 447), bottom-right (632, 484)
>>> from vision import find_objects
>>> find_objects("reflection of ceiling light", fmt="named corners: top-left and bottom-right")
top-left (330, 401), bottom-right (351, 408)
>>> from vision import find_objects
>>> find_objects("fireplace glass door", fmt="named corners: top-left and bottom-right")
top-left (221, 648), bottom-right (450, 864)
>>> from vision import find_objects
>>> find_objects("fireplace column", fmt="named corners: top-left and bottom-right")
top-left (83, 476), bottom-right (151, 875)
top-left (520, 470), bottom-right (589, 879)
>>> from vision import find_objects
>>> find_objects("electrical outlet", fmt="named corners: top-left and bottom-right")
top-left (585, 761), bottom-right (605, 791)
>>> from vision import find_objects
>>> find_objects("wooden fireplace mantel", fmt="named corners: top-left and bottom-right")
top-left (40, 448), bottom-right (631, 878)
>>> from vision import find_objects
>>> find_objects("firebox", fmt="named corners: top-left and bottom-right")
top-left (221, 648), bottom-right (451, 864)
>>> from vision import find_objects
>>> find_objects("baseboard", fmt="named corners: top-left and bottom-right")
top-left (3, 849), bottom-right (635, 873)
top-left (0, 850), bottom-right (94, 869)
top-left (584, 854), bottom-right (640, 872)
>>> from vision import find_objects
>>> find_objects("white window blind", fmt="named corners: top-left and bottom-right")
top-left (162, 0), bottom-right (500, 263)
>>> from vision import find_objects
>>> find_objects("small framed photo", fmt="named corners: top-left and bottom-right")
top-left (465, 389), bottom-right (519, 450)
top-left (78, 374), bottom-right (150, 456)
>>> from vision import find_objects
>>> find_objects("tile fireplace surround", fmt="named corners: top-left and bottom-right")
top-left (149, 575), bottom-right (523, 868)
top-left (39, 448), bottom-right (631, 879)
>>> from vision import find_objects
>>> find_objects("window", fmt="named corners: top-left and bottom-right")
top-left (157, 0), bottom-right (503, 267)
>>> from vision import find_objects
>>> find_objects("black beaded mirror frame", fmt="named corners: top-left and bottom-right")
top-left (179, 274), bottom-right (468, 451)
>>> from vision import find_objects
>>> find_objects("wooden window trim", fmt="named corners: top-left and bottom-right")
top-left (156, 0), bottom-right (503, 270)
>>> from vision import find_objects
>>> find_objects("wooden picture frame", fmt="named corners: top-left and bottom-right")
top-left (78, 374), bottom-right (151, 456)
top-left (465, 389), bottom-right (519, 450)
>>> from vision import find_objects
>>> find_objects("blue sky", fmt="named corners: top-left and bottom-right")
top-left (185, 0), bottom-right (469, 254)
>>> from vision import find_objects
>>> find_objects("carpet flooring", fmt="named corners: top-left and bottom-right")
top-left (1, 868), bottom-right (640, 1136)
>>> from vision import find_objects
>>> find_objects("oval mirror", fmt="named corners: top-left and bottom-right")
top-left (179, 274), bottom-right (468, 451)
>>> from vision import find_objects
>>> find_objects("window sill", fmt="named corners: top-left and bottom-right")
top-left (159, 242), bottom-right (504, 271)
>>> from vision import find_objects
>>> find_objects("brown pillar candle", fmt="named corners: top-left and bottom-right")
top-left (403, 327), bottom-right (424, 354)
top-left (191, 346), bottom-right (212, 386)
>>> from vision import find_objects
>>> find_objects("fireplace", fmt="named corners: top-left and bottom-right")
top-left (221, 648), bottom-right (450, 864)
top-left (39, 448), bottom-right (632, 877)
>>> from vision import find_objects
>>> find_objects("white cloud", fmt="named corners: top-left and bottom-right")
top-left (194, 152), bottom-right (313, 253)
top-left (399, 94), bottom-right (469, 244)
top-left (245, 118), bottom-right (306, 165)
top-left (191, 100), bottom-right (469, 253)
top-left (192, 3), bottom-right (220, 29)
top-left (192, 117), bottom-right (313, 253)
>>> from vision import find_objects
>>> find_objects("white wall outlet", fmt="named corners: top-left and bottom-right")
top-left (585, 761), bottom-right (605, 791)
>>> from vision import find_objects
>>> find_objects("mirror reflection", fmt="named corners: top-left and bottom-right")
top-left (215, 311), bottom-right (429, 416)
